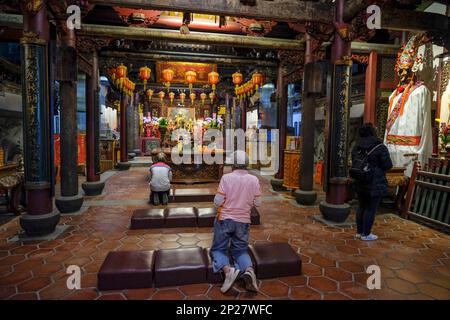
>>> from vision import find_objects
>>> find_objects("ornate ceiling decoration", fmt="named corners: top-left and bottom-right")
top-left (234, 18), bottom-right (277, 37)
top-left (113, 7), bottom-right (162, 27)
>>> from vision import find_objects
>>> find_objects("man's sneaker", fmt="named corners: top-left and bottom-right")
top-left (162, 193), bottom-right (169, 205)
top-left (153, 193), bottom-right (160, 206)
top-left (361, 234), bottom-right (378, 241)
top-left (220, 268), bottom-right (240, 293)
top-left (241, 269), bottom-right (258, 292)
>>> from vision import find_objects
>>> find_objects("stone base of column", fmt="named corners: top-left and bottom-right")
top-left (82, 181), bottom-right (105, 196)
top-left (133, 149), bottom-right (142, 156)
top-left (270, 178), bottom-right (287, 191)
top-left (319, 201), bottom-right (351, 223)
top-left (116, 162), bottom-right (131, 171)
top-left (128, 152), bottom-right (136, 160)
top-left (55, 194), bottom-right (84, 214)
top-left (295, 189), bottom-right (317, 205)
top-left (20, 211), bottom-right (61, 237)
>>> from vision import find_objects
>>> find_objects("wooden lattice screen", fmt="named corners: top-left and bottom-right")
top-left (403, 159), bottom-right (450, 233)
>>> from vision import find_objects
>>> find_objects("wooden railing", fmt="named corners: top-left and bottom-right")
top-left (403, 159), bottom-right (450, 232)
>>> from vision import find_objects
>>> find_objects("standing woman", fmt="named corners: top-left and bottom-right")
top-left (351, 123), bottom-right (393, 241)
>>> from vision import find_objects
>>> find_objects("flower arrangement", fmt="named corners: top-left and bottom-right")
top-left (158, 117), bottom-right (168, 128)
top-left (436, 119), bottom-right (450, 152)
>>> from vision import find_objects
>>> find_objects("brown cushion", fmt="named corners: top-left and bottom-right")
top-left (196, 207), bottom-right (217, 227)
top-left (154, 247), bottom-right (207, 287)
top-left (165, 207), bottom-right (197, 228)
top-left (172, 188), bottom-right (215, 203)
top-left (130, 208), bottom-right (165, 229)
top-left (250, 207), bottom-right (261, 225)
top-left (97, 251), bottom-right (154, 290)
top-left (204, 248), bottom-right (222, 283)
top-left (249, 243), bottom-right (301, 279)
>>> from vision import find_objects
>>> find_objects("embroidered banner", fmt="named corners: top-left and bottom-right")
top-left (386, 134), bottom-right (421, 146)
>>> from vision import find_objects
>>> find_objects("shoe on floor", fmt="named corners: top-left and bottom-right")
top-left (153, 193), bottom-right (160, 206)
top-left (162, 193), bottom-right (169, 205)
top-left (241, 269), bottom-right (259, 292)
top-left (361, 233), bottom-right (378, 241)
top-left (220, 268), bottom-right (240, 293)
top-left (355, 233), bottom-right (362, 239)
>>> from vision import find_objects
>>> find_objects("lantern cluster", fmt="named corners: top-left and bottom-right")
top-left (233, 71), bottom-right (264, 100)
top-left (108, 64), bottom-right (136, 97)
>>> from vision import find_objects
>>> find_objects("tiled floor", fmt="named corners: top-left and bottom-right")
top-left (0, 167), bottom-right (449, 300)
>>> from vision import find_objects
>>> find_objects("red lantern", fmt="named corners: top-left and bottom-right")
top-left (179, 92), bottom-right (186, 105)
top-left (232, 72), bottom-right (243, 87)
top-left (162, 69), bottom-right (174, 91)
top-left (139, 66), bottom-right (151, 90)
top-left (208, 71), bottom-right (219, 93)
top-left (252, 72), bottom-right (264, 91)
top-left (169, 91), bottom-right (175, 105)
top-left (200, 92), bottom-right (207, 105)
top-left (115, 64), bottom-right (127, 89)
top-left (185, 71), bottom-right (197, 93)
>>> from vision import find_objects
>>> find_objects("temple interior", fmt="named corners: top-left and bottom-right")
top-left (0, 0), bottom-right (449, 301)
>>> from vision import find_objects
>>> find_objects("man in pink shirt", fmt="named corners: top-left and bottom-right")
top-left (211, 150), bottom-right (262, 293)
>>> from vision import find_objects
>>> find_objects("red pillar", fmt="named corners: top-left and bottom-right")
top-left (117, 94), bottom-right (131, 170)
top-left (364, 51), bottom-right (378, 124)
top-left (274, 64), bottom-right (287, 180)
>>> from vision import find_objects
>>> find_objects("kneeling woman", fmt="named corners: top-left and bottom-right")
top-left (148, 152), bottom-right (172, 205)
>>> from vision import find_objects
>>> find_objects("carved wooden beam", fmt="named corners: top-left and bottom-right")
top-left (78, 23), bottom-right (304, 50)
top-left (89, 0), bottom-right (332, 23)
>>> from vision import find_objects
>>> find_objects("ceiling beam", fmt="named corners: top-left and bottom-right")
top-left (89, 0), bottom-right (332, 23)
top-left (100, 50), bottom-right (278, 66)
top-left (381, 8), bottom-right (450, 33)
top-left (79, 23), bottom-right (304, 50)
top-left (343, 0), bottom-right (367, 22)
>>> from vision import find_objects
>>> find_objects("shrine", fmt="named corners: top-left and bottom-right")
top-left (0, 0), bottom-right (449, 303)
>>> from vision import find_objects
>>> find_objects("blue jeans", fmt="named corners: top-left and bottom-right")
top-left (210, 219), bottom-right (253, 273)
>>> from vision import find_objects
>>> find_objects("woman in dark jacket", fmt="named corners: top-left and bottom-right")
top-left (351, 123), bottom-right (393, 241)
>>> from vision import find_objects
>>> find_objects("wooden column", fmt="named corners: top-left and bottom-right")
top-left (296, 33), bottom-right (318, 205)
top-left (19, 0), bottom-right (60, 236)
top-left (274, 64), bottom-right (287, 180)
top-left (117, 94), bottom-right (131, 170)
top-left (364, 51), bottom-right (378, 124)
top-left (82, 51), bottom-right (105, 195)
top-left (319, 0), bottom-right (352, 222)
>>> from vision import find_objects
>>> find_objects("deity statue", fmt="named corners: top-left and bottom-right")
top-left (384, 34), bottom-right (433, 177)
top-left (187, 118), bottom-right (194, 133)
top-left (175, 111), bottom-right (185, 129)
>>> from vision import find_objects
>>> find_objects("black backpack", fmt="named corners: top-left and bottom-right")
top-left (350, 144), bottom-right (383, 183)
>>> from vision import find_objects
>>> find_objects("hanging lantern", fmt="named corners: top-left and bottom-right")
top-left (252, 72), bottom-right (264, 91)
top-left (169, 91), bottom-right (175, 105)
top-left (139, 66), bottom-right (151, 90)
top-left (189, 92), bottom-right (196, 105)
top-left (115, 64), bottom-right (127, 89)
top-left (162, 69), bottom-right (175, 91)
top-left (158, 91), bottom-right (165, 105)
top-left (200, 92), bottom-right (207, 105)
top-left (146, 89), bottom-right (154, 101)
top-left (209, 92), bottom-right (215, 103)
top-left (208, 71), bottom-right (219, 93)
top-left (185, 70), bottom-right (197, 93)
top-left (179, 92), bottom-right (186, 105)
top-left (232, 71), bottom-right (243, 96)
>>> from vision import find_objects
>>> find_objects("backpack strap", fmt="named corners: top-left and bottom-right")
top-left (367, 143), bottom-right (383, 156)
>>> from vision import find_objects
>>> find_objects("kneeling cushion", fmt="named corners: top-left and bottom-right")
top-left (249, 242), bottom-right (301, 279)
top-left (154, 247), bottom-right (207, 287)
top-left (204, 248), bottom-right (223, 284)
top-left (172, 188), bottom-right (215, 203)
top-left (165, 207), bottom-right (197, 227)
top-left (196, 207), bottom-right (217, 227)
top-left (130, 208), bottom-right (165, 229)
top-left (97, 250), bottom-right (154, 290)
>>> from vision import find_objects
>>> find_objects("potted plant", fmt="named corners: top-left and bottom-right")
top-left (437, 120), bottom-right (450, 157)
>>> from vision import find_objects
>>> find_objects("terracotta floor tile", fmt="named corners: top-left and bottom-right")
top-left (14, 259), bottom-right (44, 271)
top-left (179, 283), bottom-right (211, 296)
top-left (339, 282), bottom-right (370, 300)
top-left (152, 289), bottom-right (185, 300)
top-left (207, 285), bottom-right (239, 300)
top-left (259, 280), bottom-right (289, 297)
top-left (289, 286), bottom-right (321, 300)
top-left (17, 276), bottom-right (52, 292)
top-left (417, 283), bottom-right (450, 300)
top-left (124, 288), bottom-right (157, 300)
top-left (325, 267), bottom-right (353, 282)
top-left (394, 269), bottom-right (427, 284)
top-left (308, 276), bottom-right (338, 293)
top-left (323, 292), bottom-right (351, 300)
top-left (0, 286), bottom-right (16, 299)
top-left (8, 292), bottom-right (39, 300)
top-left (338, 261), bottom-right (365, 273)
top-left (385, 278), bottom-right (418, 294)
top-left (97, 293), bottom-right (126, 300)
top-left (301, 263), bottom-right (322, 276)
top-left (0, 271), bottom-right (32, 286)
top-left (279, 275), bottom-right (307, 286)
top-left (65, 288), bottom-right (99, 300)
top-left (0, 254), bottom-right (25, 266)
